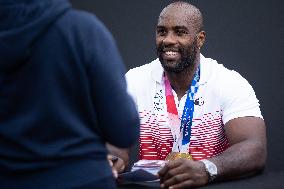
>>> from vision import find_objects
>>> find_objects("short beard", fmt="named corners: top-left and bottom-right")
top-left (157, 39), bottom-right (198, 73)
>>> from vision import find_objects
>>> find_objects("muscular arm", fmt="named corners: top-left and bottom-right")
top-left (209, 116), bottom-right (267, 181)
top-left (159, 116), bottom-right (267, 189)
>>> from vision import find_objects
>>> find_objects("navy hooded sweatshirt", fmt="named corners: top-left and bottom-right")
top-left (0, 0), bottom-right (139, 188)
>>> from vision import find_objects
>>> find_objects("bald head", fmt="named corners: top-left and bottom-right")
top-left (158, 1), bottom-right (203, 33)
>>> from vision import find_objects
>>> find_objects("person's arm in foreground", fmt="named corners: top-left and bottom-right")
top-left (83, 13), bottom-right (139, 178)
top-left (158, 117), bottom-right (266, 189)
top-left (84, 15), bottom-right (139, 178)
top-left (87, 15), bottom-right (140, 148)
top-left (106, 67), bottom-right (140, 175)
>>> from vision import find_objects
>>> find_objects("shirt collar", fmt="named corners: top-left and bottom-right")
top-left (151, 54), bottom-right (210, 85)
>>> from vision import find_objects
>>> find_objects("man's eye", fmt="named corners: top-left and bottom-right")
top-left (157, 29), bottom-right (166, 36)
top-left (176, 30), bottom-right (188, 35)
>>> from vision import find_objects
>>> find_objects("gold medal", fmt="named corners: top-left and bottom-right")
top-left (165, 152), bottom-right (193, 161)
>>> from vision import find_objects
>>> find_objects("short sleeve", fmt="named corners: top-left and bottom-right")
top-left (220, 70), bottom-right (263, 124)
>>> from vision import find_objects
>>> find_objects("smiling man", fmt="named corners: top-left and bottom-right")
top-left (122, 1), bottom-right (267, 189)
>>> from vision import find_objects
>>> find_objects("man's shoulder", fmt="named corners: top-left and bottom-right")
top-left (201, 55), bottom-right (245, 84)
top-left (125, 59), bottom-right (162, 97)
top-left (202, 55), bottom-right (255, 99)
top-left (54, 9), bottom-right (112, 40)
top-left (126, 58), bottom-right (161, 80)
top-left (59, 9), bottom-right (101, 27)
top-left (201, 56), bottom-right (229, 75)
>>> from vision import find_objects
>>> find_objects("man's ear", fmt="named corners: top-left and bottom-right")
top-left (197, 31), bottom-right (206, 49)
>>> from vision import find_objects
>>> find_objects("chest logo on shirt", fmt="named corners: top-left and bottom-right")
top-left (154, 89), bottom-right (164, 112)
top-left (194, 97), bottom-right (204, 106)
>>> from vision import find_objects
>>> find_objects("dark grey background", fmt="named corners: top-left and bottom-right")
top-left (70, 0), bottom-right (284, 172)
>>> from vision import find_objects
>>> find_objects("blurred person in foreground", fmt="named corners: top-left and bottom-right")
top-left (114, 1), bottom-right (267, 189)
top-left (0, 0), bottom-right (139, 188)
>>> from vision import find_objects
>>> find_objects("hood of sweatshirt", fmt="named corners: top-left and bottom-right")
top-left (0, 0), bottom-right (71, 73)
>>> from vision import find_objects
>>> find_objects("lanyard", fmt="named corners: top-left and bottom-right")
top-left (164, 67), bottom-right (200, 152)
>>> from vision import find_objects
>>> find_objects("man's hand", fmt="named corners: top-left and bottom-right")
top-left (158, 159), bottom-right (209, 189)
top-left (107, 154), bottom-right (126, 178)
top-left (106, 143), bottom-right (130, 173)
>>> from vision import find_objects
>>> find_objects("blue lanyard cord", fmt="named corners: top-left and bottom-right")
top-left (181, 67), bottom-right (200, 146)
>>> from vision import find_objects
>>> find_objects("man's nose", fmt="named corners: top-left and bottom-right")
top-left (162, 32), bottom-right (177, 45)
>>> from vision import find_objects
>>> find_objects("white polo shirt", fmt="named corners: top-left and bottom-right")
top-left (126, 55), bottom-right (263, 160)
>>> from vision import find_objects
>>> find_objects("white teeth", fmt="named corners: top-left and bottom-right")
top-left (165, 51), bottom-right (178, 56)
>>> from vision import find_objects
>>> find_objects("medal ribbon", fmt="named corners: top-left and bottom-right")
top-left (164, 67), bottom-right (200, 153)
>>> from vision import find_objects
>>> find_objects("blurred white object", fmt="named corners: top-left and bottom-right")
top-left (131, 160), bottom-right (166, 175)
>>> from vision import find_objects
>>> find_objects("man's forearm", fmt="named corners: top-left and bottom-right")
top-left (208, 139), bottom-right (266, 181)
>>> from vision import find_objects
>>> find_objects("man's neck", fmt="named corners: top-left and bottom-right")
top-left (165, 57), bottom-right (200, 101)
